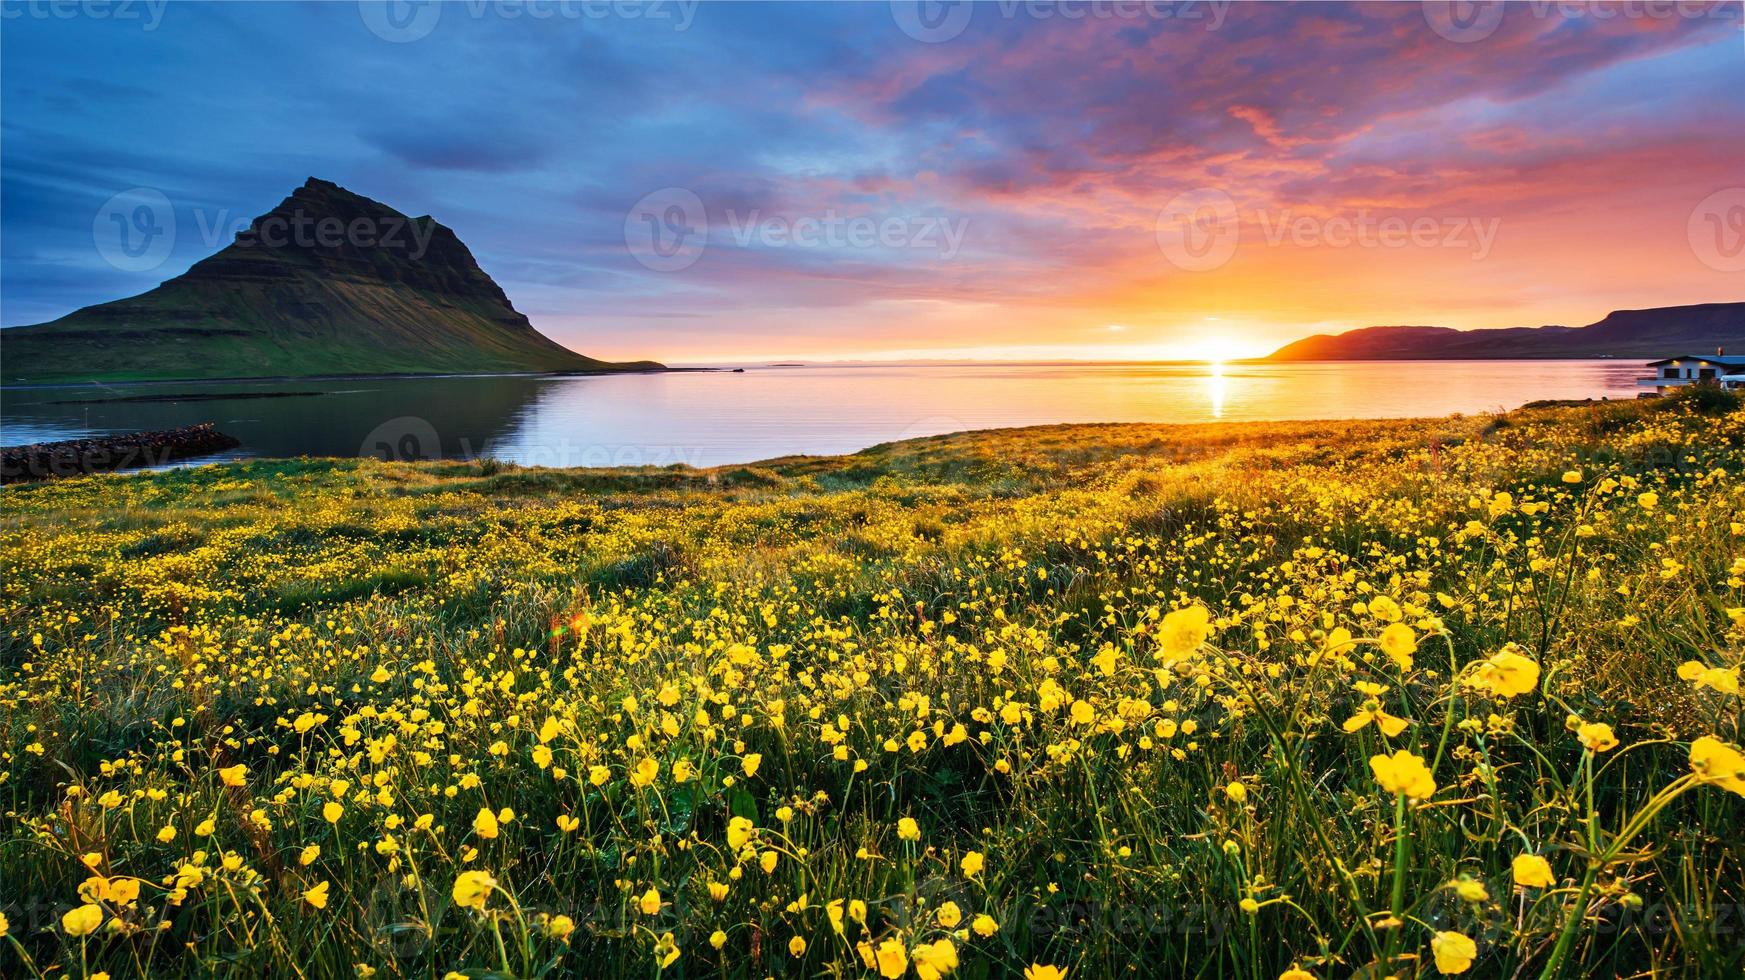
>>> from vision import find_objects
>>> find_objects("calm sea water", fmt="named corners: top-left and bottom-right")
top-left (0, 360), bottom-right (1649, 469)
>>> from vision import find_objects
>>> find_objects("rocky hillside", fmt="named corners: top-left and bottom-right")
top-left (3, 178), bottom-right (661, 383)
top-left (1266, 302), bottom-right (1743, 360)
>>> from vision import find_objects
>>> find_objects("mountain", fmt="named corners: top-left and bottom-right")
top-left (2, 178), bottom-right (661, 384)
top-left (1265, 302), bottom-right (1744, 361)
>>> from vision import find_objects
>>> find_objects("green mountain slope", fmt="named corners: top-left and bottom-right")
top-left (3, 178), bottom-right (661, 384)
top-left (1266, 302), bottom-right (1743, 360)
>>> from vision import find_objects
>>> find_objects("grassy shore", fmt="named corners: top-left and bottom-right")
top-left (2, 394), bottom-right (1742, 978)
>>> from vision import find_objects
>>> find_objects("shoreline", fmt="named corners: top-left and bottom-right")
top-left (0, 364), bottom-right (717, 391)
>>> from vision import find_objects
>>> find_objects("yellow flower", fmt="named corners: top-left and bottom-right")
top-left (1158, 604), bottom-right (1210, 657)
top-left (1025, 966), bottom-right (1068, 980)
top-left (655, 931), bottom-right (680, 968)
top-left (1279, 970), bottom-right (1315, 980)
top-left (1431, 931), bottom-right (1477, 974)
top-left (1343, 704), bottom-right (1409, 738)
top-left (218, 764), bottom-right (248, 788)
top-left (708, 881), bottom-right (730, 902)
top-left (875, 938), bottom-right (909, 978)
top-left (1224, 782), bottom-right (1248, 804)
top-left (1452, 878), bottom-right (1488, 902)
top-left (1577, 722), bottom-right (1618, 753)
top-left (742, 753), bottom-right (763, 778)
top-left (452, 870), bottom-right (497, 910)
top-left (1690, 736), bottom-right (1745, 796)
top-left (913, 938), bottom-right (959, 980)
top-left (0, 911), bottom-right (8, 938)
top-left (473, 808), bottom-right (499, 839)
top-left (1679, 661), bottom-right (1740, 695)
top-left (1378, 623), bottom-right (1416, 670)
top-left (936, 900), bottom-right (962, 927)
top-left (960, 850), bottom-right (984, 877)
top-left (1638, 491), bottom-right (1658, 510)
top-left (304, 880), bottom-right (331, 910)
top-left (1471, 647), bottom-right (1540, 697)
top-left (1369, 750), bottom-right (1436, 800)
top-left (1561, 470), bottom-right (1582, 483)
top-left (727, 815), bottom-right (755, 849)
top-left (788, 935), bottom-right (807, 957)
top-left (1512, 854), bottom-right (1555, 889)
top-left (972, 913), bottom-right (999, 937)
top-left (61, 903), bottom-right (103, 937)
top-left (156, 825), bottom-right (176, 844)
top-left (546, 914), bottom-right (575, 941)
top-left (531, 744), bottom-right (553, 769)
top-left (897, 816), bottom-right (921, 841)
top-left (631, 757), bottom-right (660, 788)
top-left (323, 801), bottom-right (344, 824)
top-left (709, 929), bottom-right (727, 949)
top-left (760, 850), bottom-right (779, 873)
top-left (300, 845), bottom-right (321, 866)
top-left (639, 886), bottom-right (662, 915)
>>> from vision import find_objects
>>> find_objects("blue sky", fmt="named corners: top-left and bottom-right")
top-left (4, 1), bottom-right (1742, 363)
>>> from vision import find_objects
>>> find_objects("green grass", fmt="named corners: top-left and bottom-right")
top-left (1, 395), bottom-right (1742, 978)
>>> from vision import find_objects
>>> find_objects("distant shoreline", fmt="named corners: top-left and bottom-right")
top-left (0, 365), bottom-right (715, 392)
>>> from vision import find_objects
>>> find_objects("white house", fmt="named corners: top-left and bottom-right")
top-left (1639, 350), bottom-right (1745, 393)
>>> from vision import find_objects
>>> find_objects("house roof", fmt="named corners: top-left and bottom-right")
top-left (1644, 354), bottom-right (1745, 367)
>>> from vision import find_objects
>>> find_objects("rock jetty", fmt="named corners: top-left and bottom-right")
top-left (2, 423), bottom-right (240, 483)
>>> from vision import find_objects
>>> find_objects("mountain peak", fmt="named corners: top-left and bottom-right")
top-left (5, 179), bottom-right (661, 384)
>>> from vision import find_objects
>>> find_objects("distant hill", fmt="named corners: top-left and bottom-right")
top-left (1266, 302), bottom-right (1744, 361)
top-left (2, 178), bottom-right (661, 384)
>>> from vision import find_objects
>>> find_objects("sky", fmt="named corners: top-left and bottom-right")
top-left (3, 0), bottom-right (1742, 364)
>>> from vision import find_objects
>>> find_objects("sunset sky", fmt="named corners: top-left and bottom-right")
top-left (3, 1), bottom-right (1741, 363)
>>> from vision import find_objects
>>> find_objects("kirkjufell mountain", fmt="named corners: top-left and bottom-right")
top-left (3, 178), bottom-right (660, 383)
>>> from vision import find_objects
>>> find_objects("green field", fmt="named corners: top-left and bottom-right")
top-left (2, 392), bottom-right (1743, 978)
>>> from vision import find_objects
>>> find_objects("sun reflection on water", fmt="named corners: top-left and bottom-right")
top-left (1205, 361), bottom-right (1227, 419)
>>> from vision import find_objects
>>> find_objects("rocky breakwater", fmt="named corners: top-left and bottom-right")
top-left (2, 423), bottom-right (240, 483)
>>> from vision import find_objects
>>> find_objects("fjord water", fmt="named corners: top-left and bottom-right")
top-left (0, 360), bottom-right (1649, 469)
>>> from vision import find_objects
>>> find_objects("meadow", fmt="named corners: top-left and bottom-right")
top-left (1, 392), bottom-right (1742, 978)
